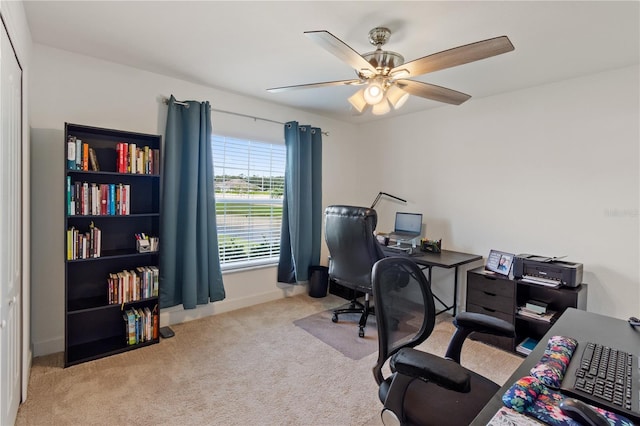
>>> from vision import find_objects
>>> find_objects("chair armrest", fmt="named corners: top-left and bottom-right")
top-left (390, 348), bottom-right (471, 393)
top-left (454, 312), bottom-right (515, 337)
top-left (445, 312), bottom-right (515, 363)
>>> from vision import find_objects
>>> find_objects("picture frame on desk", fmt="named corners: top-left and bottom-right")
top-left (485, 249), bottom-right (514, 276)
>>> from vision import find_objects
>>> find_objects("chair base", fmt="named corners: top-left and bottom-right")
top-left (332, 296), bottom-right (375, 338)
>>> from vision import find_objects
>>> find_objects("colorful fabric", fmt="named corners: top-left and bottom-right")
top-left (503, 336), bottom-right (634, 425)
top-left (502, 376), bottom-right (634, 426)
top-left (529, 335), bottom-right (577, 388)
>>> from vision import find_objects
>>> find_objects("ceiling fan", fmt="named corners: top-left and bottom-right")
top-left (267, 27), bottom-right (514, 115)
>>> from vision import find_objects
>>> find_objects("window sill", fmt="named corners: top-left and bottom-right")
top-left (220, 260), bottom-right (278, 274)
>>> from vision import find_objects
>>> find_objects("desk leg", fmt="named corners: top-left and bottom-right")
top-left (427, 266), bottom-right (449, 316)
top-left (428, 265), bottom-right (458, 316)
top-left (453, 266), bottom-right (458, 316)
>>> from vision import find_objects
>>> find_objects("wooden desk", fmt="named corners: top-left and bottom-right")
top-left (381, 246), bottom-right (482, 315)
top-left (471, 308), bottom-right (640, 424)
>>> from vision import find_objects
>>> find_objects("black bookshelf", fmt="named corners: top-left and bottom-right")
top-left (64, 123), bottom-right (161, 367)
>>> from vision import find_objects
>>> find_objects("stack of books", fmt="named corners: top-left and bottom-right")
top-left (516, 337), bottom-right (539, 356)
top-left (517, 299), bottom-right (557, 323)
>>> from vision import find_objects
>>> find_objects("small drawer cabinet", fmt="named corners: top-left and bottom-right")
top-left (466, 267), bottom-right (588, 354)
top-left (466, 269), bottom-right (516, 351)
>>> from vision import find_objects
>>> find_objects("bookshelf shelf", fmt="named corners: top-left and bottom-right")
top-left (64, 123), bottom-right (162, 367)
top-left (68, 295), bottom-right (159, 314)
top-left (66, 336), bottom-right (159, 368)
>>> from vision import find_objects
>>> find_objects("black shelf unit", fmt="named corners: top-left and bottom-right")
top-left (466, 267), bottom-right (588, 355)
top-left (64, 123), bottom-right (161, 367)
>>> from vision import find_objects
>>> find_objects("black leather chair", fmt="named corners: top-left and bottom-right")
top-left (324, 205), bottom-right (385, 338)
top-left (371, 256), bottom-right (516, 426)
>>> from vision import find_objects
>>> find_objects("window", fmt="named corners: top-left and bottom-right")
top-left (212, 135), bottom-right (286, 269)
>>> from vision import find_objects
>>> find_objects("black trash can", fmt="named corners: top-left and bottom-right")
top-left (308, 265), bottom-right (329, 298)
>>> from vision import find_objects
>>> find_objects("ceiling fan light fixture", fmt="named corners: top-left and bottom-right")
top-left (348, 88), bottom-right (368, 113)
top-left (363, 81), bottom-right (385, 105)
top-left (386, 85), bottom-right (410, 110)
top-left (389, 68), bottom-right (410, 79)
top-left (371, 98), bottom-right (391, 115)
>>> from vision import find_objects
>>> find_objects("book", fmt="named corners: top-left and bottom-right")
top-left (82, 142), bottom-right (89, 171)
top-left (75, 138), bottom-right (82, 169)
top-left (88, 147), bottom-right (100, 171)
top-left (129, 143), bottom-right (136, 174)
top-left (67, 136), bottom-right (76, 169)
top-left (516, 337), bottom-right (539, 355)
top-left (123, 184), bottom-right (130, 215)
top-left (152, 305), bottom-right (159, 340)
top-left (126, 309), bottom-right (136, 345)
top-left (144, 307), bottom-right (152, 341)
top-left (109, 184), bottom-right (116, 215)
top-left (525, 300), bottom-right (547, 314)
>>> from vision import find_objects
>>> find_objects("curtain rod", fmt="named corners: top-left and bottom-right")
top-left (162, 97), bottom-right (329, 136)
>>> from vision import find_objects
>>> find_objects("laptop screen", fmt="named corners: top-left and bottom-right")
top-left (394, 212), bottom-right (422, 234)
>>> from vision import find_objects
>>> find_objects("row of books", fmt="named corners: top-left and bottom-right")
top-left (67, 178), bottom-right (131, 216)
top-left (108, 266), bottom-right (159, 305)
top-left (116, 142), bottom-right (159, 175)
top-left (66, 225), bottom-right (101, 260)
top-left (67, 136), bottom-right (100, 171)
top-left (124, 306), bottom-right (158, 346)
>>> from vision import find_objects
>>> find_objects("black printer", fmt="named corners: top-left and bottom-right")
top-left (513, 254), bottom-right (583, 288)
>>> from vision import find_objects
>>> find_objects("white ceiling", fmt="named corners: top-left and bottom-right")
top-left (23, 1), bottom-right (640, 124)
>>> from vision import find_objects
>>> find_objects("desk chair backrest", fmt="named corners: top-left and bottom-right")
top-left (324, 205), bottom-right (385, 292)
top-left (372, 256), bottom-right (436, 385)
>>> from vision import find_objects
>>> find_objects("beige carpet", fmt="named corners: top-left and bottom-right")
top-left (16, 294), bottom-right (523, 426)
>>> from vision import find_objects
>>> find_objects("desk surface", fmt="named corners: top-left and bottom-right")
top-left (382, 246), bottom-right (482, 269)
top-left (471, 308), bottom-right (640, 424)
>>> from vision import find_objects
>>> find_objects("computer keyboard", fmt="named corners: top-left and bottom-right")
top-left (571, 342), bottom-right (635, 413)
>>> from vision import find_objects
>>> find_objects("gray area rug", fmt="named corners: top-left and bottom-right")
top-left (294, 307), bottom-right (379, 360)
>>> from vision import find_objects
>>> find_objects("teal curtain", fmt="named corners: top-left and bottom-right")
top-left (160, 95), bottom-right (225, 308)
top-left (278, 122), bottom-right (323, 283)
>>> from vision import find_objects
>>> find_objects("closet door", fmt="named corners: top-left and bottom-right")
top-left (0, 18), bottom-right (23, 426)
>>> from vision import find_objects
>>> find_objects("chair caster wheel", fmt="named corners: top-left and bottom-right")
top-left (332, 314), bottom-right (338, 323)
top-left (359, 328), bottom-right (365, 338)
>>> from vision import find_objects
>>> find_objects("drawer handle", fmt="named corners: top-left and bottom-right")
top-left (482, 307), bottom-right (496, 313)
top-left (483, 291), bottom-right (497, 297)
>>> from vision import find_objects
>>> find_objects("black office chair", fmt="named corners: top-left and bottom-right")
top-left (372, 256), bottom-right (516, 426)
top-left (324, 205), bottom-right (386, 338)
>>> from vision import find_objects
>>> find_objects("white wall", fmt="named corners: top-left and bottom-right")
top-left (29, 43), bottom-right (639, 356)
top-left (29, 44), bottom-right (364, 356)
top-left (361, 65), bottom-right (640, 320)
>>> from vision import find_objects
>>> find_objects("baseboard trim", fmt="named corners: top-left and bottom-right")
top-left (160, 285), bottom-right (307, 327)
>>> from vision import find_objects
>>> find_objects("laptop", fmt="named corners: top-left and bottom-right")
top-left (388, 212), bottom-right (423, 241)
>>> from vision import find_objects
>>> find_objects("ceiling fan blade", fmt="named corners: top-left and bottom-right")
top-left (391, 36), bottom-right (514, 78)
top-left (305, 30), bottom-right (378, 77)
top-left (267, 79), bottom-right (363, 93)
top-left (397, 80), bottom-right (471, 105)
